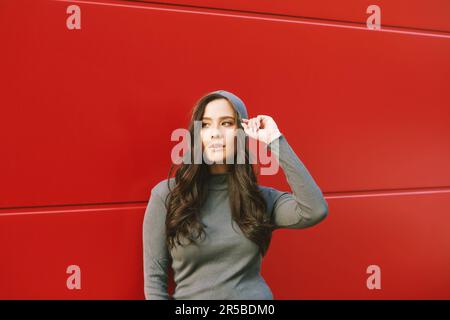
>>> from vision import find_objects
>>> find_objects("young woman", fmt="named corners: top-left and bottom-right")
top-left (143, 89), bottom-right (328, 300)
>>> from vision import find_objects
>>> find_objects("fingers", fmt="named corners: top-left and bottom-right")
top-left (250, 118), bottom-right (259, 133)
top-left (241, 115), bottom-right (270, 135)
top-left (257, 115), bottom-right (271, 127)
top-left (256, 115), bottom-right (267, 121)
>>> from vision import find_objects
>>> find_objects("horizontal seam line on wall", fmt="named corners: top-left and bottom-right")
top-left (54, 0), bottom-right (450, 38)
top-left (2, 187), bottom-right (450, 215)
top-left (126, 0), bottom-right (450, 35)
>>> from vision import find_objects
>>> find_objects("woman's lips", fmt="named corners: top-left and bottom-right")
top-left (209, 143), bottom-right (224, 148)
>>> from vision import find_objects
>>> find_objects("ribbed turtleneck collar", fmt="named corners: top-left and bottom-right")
top-left (207, 172), bottom-right (231, 191)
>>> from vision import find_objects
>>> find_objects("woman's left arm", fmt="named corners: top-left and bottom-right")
top-left (242, 115), bottom-right (329, 229)
top-left (266, 133), bottom-right (329, 229)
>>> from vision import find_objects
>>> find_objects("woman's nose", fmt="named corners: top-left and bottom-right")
top-left (209, 126), bottom-right (223, 138)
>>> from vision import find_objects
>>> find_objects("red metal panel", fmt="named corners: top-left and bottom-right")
top-left (264, 192), bottom-right (450, 299)
top-left (0, 205), bottom-right (148, 299)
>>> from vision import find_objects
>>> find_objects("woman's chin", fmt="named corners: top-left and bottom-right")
top-left (205, 154), bottom-right (227, 164)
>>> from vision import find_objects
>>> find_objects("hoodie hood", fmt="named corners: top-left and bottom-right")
top-left (210, 90), bottom-right (249, 120)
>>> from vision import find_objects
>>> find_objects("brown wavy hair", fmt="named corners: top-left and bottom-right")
top-left (164, 92), bottom-right (276, 257)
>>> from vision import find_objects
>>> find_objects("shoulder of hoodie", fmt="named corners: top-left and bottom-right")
top-left (150, 177), bottom-right (176, 201)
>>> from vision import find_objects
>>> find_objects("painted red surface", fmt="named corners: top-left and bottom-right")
top-left (0, 0), bottom-right (449, 299)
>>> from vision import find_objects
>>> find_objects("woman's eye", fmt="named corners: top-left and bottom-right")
top-left (202, 121), bottom-right (233, 128)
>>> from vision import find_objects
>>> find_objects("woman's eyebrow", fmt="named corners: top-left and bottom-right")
top-left (202, 116), bottom-right (235, 121)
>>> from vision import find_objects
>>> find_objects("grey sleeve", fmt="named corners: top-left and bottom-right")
top-left (142, 187), bottom-right (171, 300)
top-left (266, 134), bottom-right (329, 229)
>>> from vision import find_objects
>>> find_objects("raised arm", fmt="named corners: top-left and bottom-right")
top-left (142, 186), bottom-right (171, 299)
top-left (266, 134), bottom-right (329, 229)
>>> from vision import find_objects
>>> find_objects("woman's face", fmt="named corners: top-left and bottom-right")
top-left (200, 98), bottom-right (238, 166)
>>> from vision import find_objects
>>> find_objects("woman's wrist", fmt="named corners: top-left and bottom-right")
top-left (266, 130), bottom-right (282, 145)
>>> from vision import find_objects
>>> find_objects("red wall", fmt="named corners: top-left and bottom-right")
top-left (0, 0), bottom-right (449, 299)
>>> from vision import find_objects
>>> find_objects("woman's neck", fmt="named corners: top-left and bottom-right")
top-left (208, 164), bottom-right (232, 175)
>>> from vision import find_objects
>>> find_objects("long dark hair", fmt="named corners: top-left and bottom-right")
top-left (164, 92), bottom-right (275, 256)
